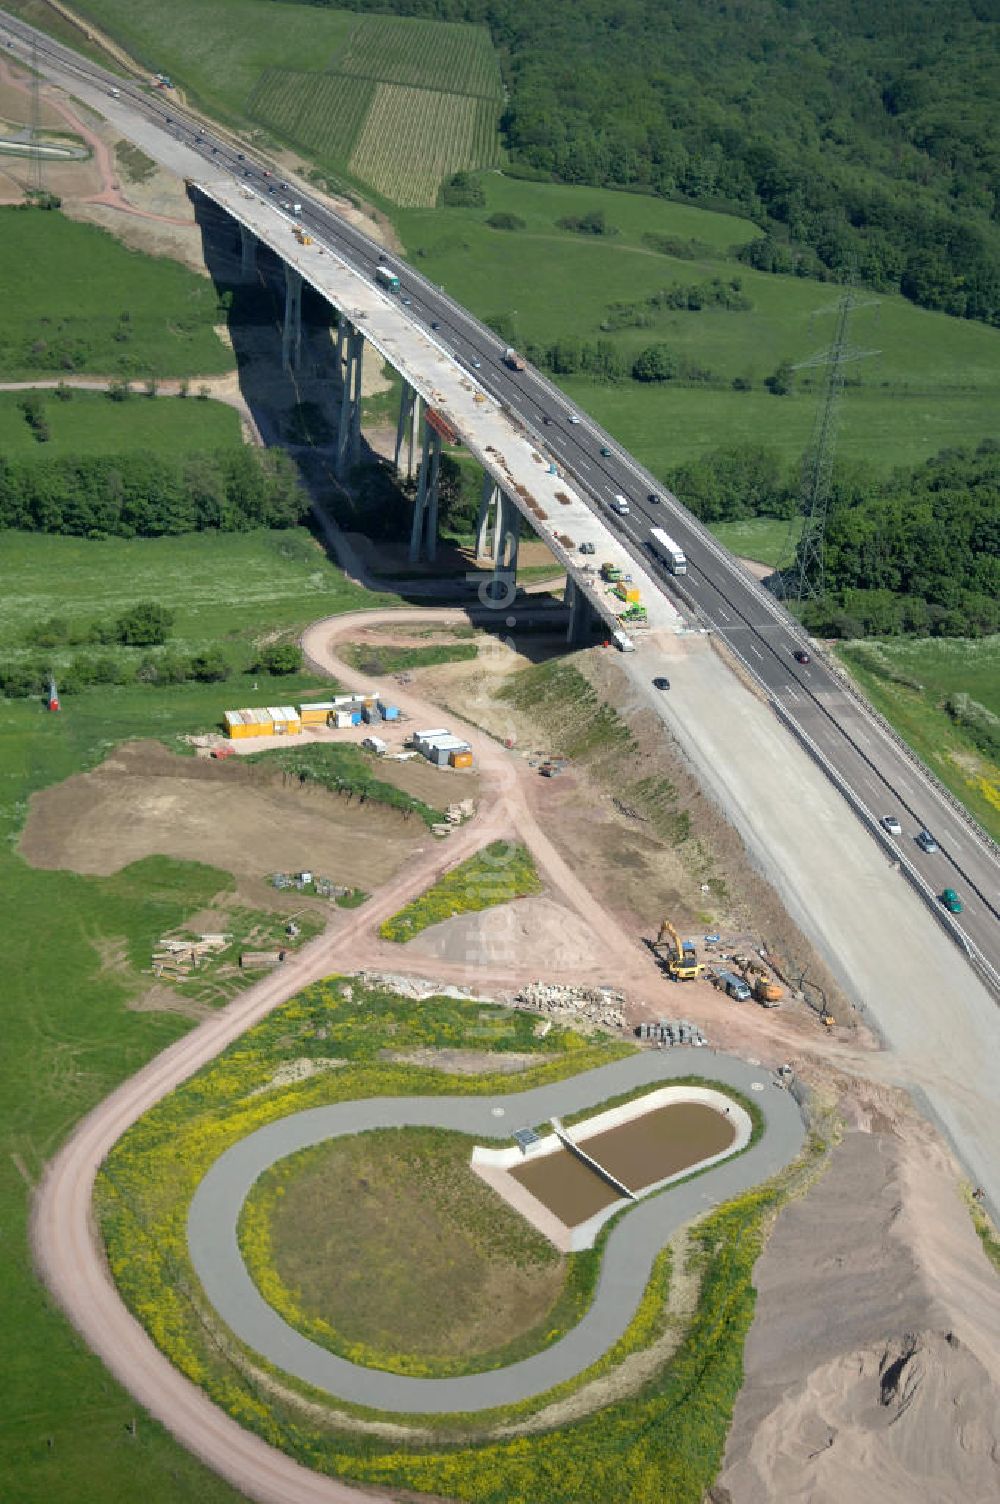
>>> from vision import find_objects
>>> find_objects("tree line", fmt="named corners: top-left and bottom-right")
top-left (292, 0), bottom-right (1000, 326)
top-left (0, 447), bottom-right (308, 537)
top-left (664, 440), bottom-right (999, 639)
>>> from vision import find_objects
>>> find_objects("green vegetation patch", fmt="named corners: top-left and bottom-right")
top-left (498, 658), bottom-right (636, 761)
top-left (836, 636), bottom-right (1000, 841)
top-left (95, 970), bottom-right (823, 1500)
top-left (240, 1125), bottom-right (589, 1376)
top-left (246, 743), bottom-right (445, 830)
top-left (114, 140), bottom-right (157, 184)
top-left (332, 16), bottom-right (502, 98)
top-left (0, 208), bottom-right (232, 379)
top-left (344, 640), bottom-right (478, 675)
top-left (396, 172), bottom-right (999, 472)
top-left (380, 840), bottom-right (543, 941)
top-left (348, 84), bottom-right (501, 208)
top-left (708, 516), bottom-right (804, 570)
top-left (0, 528), bottom-right (392, 679)
top-left (0, 388), bottom-right (240, 459)
top-left (248, 68), bottom-right (374, 163)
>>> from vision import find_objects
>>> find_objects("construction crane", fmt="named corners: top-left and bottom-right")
top-left (652, 920), bottom-right (704, 981)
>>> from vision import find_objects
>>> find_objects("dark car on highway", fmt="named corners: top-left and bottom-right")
top-left (653, 676), bottom-right (670, 690)
top-left (648, 492), bottom-right (660, 504)
top-left (940, 887), bottom-right (963, 913)
top-left (793, 648), bottom-right (811, 664)
top-left (916, 829), bottom-right (938, 853)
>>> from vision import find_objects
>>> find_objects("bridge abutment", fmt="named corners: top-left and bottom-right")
top-left (565, 575), bottom-right (597, 646)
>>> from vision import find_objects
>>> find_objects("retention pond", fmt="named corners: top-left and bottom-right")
top-left (509, 1101), bottom-right (737, 1227)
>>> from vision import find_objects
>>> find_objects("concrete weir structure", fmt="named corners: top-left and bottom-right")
top-left (473, 1086), bottom-right (752, 1251)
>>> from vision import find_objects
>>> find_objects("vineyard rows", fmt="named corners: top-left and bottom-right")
top-left (349, 85), bottom-right (501, 207)
top-left (331, 16), bottom-right (503, 100)
top-left (247, 69), bottom-right (374, 164)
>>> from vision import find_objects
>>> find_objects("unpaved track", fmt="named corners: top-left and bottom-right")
top-left (30, 607), bottom-right (676, 1504)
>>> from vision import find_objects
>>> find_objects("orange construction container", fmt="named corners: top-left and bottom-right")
top-left (449, 750), bottom-right (474, 769)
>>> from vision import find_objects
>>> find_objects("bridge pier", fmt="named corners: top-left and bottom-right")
top-left (238, 224), bottom-right (257, 282)
top-left (335, 321), bottom-right (364, 477)
top-left (487, 487), bottom-right (520, 605)
top-left (394, 380), bottom-right (422, 483)
top-left (476, 475), bottom-right (502, 561)
top-left (281, 265), bottom-right (302, 375)
top-left (565, 575), bottom-right (597, 646)
top-left (409, 423), bottom-right (442, 563)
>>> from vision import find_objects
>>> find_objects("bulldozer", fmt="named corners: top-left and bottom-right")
top-left (733, 955), bottom-right (783, 1007)
top-left (652, 920), bottom-right (705, 981)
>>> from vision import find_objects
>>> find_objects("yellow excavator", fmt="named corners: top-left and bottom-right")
top-left (653, 920), bottom-right (705, 981)
top-left (733, 955), bottom-right (783, 1006)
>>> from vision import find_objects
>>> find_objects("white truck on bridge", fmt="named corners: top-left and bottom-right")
top-left (649, 526), bottom-right (688, 575)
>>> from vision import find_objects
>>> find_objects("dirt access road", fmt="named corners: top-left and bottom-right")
top-left (32, 607), bottom-right (703, 1504)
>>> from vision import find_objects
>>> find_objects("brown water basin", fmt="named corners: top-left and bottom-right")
top-left (509, 1101), bottom-right (737, 1228)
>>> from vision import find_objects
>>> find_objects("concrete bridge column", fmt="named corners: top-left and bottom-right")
top-left (394, 381), bottom-right (423, 483)
top-left (488, 487), bottom-right (520, 603)
top-left (281, 265), bottom-right (302, 375)
top-left (565, 574), bottom-right (597, 646)
top-left (335, 322), bottom-right (364, 477)
top-left (408, 423), bottom-right (442, 564)
top-left (239, 224), bottom-right (257, 282)
top-left (476, 475), bottom-right (501, 561)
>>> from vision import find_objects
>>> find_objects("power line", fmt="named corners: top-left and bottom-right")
top-left (777, 281), bottom-right (879, 602)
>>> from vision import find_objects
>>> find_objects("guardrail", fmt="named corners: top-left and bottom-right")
top-left (771, 698), bottom-right (1000, 1000)
top-left (821, 648), bottom-right (1000, 864)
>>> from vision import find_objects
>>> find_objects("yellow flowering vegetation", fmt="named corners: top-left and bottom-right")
top-left (97, 974), bottom-right (824, 1503)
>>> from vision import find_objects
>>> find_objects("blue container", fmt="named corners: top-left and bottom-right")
top-left (380, 705), bottom-right (400, 721)
top-left (350, 710), bottom-right (363, 726)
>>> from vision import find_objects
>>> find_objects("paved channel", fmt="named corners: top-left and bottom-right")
top-left (188, 1050), bottom-right (806, 1413)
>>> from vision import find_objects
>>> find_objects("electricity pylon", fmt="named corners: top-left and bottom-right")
top-left (778, 281), bottom-right (879, 601)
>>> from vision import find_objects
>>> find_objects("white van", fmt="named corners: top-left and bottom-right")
top-left (610, 494), bottom-right (630, 515)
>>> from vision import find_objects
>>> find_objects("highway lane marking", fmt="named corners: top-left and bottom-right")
top-left (747, 643), bottom-right (764, 660)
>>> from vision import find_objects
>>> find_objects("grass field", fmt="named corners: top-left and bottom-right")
top-left (395, 173), bottom-right (1000, 472)
top-left (333, 16), bottom-right (502, 97)
top-left (66, 0), bottom-right (504, 205)
top-left (344, 641), bottom-right (479, 674)
top-left (240, 1127), bottom-right (576, 1375)
top-left (707, 516), bottom-right (803, 569)
top-left (0, 389), bottom-right (240, 459)
top-left (0, 518), bottom-right (404, 1502)
top-left (0, 209), bottom-right (232, 380)
top-left (246, 743), bottom-right (445, 830)
top-left (95, 971), bottom-right (822, 1502)
top-left (380, 840), bottom-right (543, 942)
top-left (836, 637), bottom-right (1000, 840)
top-left (247, 68), bottom-right (374, 164)
top-left (349, 85), bottom-right (501, 206)
top-left (0, 529), bottom-right (392, 670)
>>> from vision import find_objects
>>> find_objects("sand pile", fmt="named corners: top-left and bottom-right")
top-left (400, 893), bottom-right (603, 971)
top-left (716, 1128), bottom-right (1000, 1504)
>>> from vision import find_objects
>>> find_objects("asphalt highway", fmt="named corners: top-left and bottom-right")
top-left (1, 8), bottom-right (997, 988)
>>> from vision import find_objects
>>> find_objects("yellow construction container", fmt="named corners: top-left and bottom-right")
top-left (614, 583), bottom-right (641, 603)
top-left (224, 708), bottom-right (274, 739)
top-left (299, 701), bottom-right (335, 726)
top-left (268, 706), bottom-right (301, 735)
top-left (449, 750), bottom-right (474, 769)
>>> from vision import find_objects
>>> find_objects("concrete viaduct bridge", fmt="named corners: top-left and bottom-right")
top-left (201, 176), bottom-right (677, 643)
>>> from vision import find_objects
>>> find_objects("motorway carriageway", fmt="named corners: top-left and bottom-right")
top-left (1, 9), bottom-right (997, 987)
